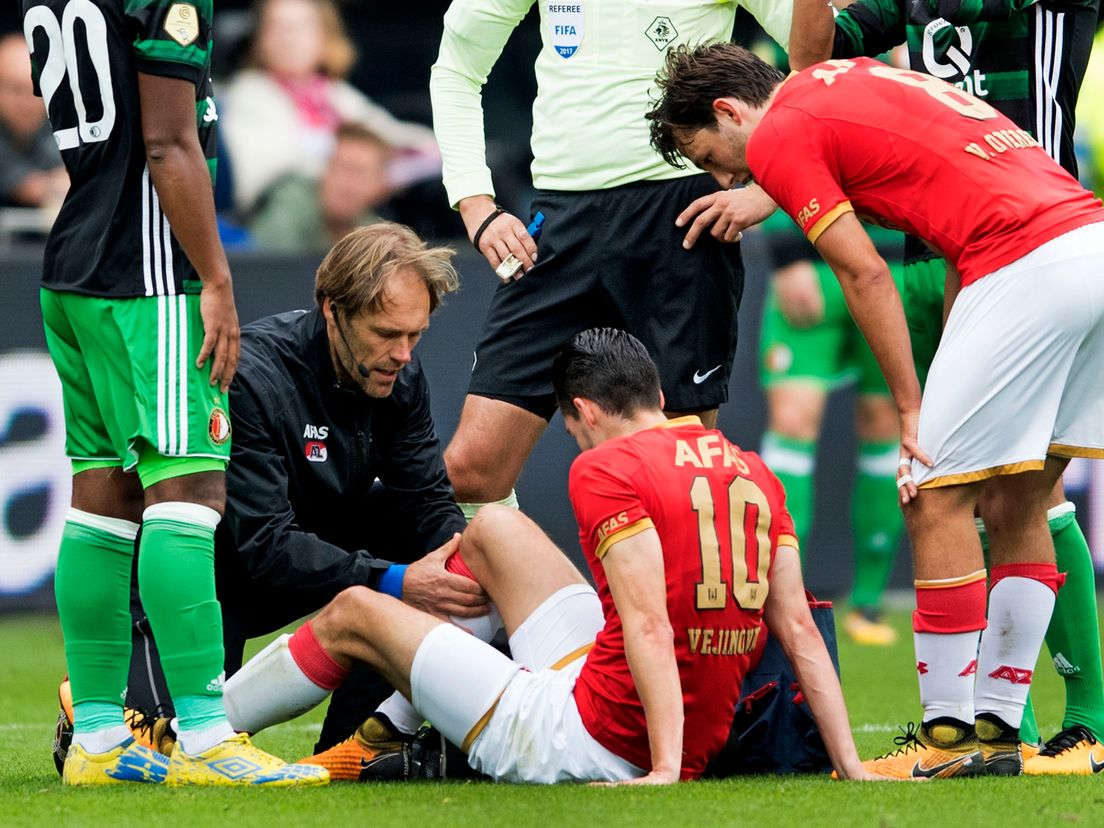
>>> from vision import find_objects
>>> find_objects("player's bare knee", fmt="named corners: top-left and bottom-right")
top-left (979, 479), bottom-right (1048, 539)
top-left (316, 587), bottom-right (386, 654)
top-left (332, 585), bottom-right (381, 620)
top-left (905, 487), bottom-right (968, 535)
top-left (145, 471), bottom-right (226, 516)
top-left (444, 442), bottom-right (504, 501)
top-left (463, 504), bottom-right (520, 567)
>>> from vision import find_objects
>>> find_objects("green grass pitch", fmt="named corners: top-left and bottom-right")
top-left (2, 608), bottom-right (1103, 827)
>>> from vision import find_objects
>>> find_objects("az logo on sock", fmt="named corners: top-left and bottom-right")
top-left (988, 665), bottom-right (1033, 685)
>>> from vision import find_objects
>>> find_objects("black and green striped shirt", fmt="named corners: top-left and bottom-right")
top-left (833, 0), bottom-right (1099, 261)
top-left (24, 0), bottom-right (218, 297)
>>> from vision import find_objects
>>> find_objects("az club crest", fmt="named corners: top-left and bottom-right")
top-left (548, 3), bottom-right (584, 59)
top-left (304, 440), bottom-right (328, 463)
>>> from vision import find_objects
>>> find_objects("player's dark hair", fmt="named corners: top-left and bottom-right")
top-left (647, 43), bottom-right (784, 169)
top-left (552, 328), bottom-right (661, 420)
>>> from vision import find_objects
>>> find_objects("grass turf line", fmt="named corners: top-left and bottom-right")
top-left (2, 609), bottom-right (1103, 827)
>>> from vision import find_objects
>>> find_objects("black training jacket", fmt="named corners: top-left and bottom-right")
top-left (214, 308), bottom-right (466, 629)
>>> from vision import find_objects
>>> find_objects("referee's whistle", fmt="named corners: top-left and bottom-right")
top-left (495, 212), bottom-right (546, 282)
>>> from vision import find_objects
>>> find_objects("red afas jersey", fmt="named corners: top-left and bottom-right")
top-left (568, 418), bottom-right (797, 779)
top-left (747, 58), bottom-right (1103, 287)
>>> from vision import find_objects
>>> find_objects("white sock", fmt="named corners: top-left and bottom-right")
top-left (915, 630), bottom-right (981, 724)
top-left (975, 577), bottom-right (1056, 729)
top-left (376, 692), bottom-right (424, 736)
top-left (72, 725), bottom-right (133, 754)
top-left (175, 720), bottom-right (236, 756)
top-left (222, 634), bottom-right (332, 734)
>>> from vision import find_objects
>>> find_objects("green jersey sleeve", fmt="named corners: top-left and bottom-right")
top-left (125, 0), bottom-right (213, 86)
top-left (833, 0), bottom-right (906, 59)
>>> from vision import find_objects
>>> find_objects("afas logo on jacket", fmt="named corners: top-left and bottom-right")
top-left (304, 423), bottom-right (329, 463)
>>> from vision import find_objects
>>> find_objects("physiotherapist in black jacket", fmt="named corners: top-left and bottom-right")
top-left (94, 224), bottom-right (488, 756)
top-left (214, 222), bottom-right (487, 747)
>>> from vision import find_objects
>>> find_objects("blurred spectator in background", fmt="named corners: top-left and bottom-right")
top-left (250, 123), bottom-right (393, 253)
top-left (220, 0), bottom-right (439, 216)
top-left (0, 33), bottom-right (66, 209)
top-left (1075, 27), bottom-right (1104, 196)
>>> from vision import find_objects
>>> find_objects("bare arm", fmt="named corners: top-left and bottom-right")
top-left (788, 0), bottom-right (838, 70)
top-left (137, 72), bottom-right (238, 391)
top-left (812, 213), bottom-right (931, 500)
top-left (762, 546), bottom-right (880, 780)
top-left (601, 528), bottom-right (683, 784)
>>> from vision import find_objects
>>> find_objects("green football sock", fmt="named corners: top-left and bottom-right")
top-left (137, 502), bottom-right (229, 732)
top-left (759, 432), bottom-right (815, 560)
top-left (54, 510), bottom-right (138, 733)
top-left (459, 489), bottom-right (519, 523)
top-left (1044, 504), bottom-right (1104, 741)
top-left (850, 441), bottom-right (905, 611)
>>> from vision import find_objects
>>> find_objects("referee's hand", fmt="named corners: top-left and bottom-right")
top-left (459, 195), bottom-right (538, 277)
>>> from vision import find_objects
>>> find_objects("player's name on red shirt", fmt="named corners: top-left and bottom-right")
top-left (688, 625), bottom-right (762, 657)
top-left (567, 418), bottom-right (796, 778)
top-left (747, 58), bottom-right (1104, 287)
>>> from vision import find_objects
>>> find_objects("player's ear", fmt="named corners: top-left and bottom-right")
top-left (712, 97), bottom-right (741, 124)
top-left (658, 390), bottom-right (666, 412)
top-left (574, 397), bottom-right (600, 428)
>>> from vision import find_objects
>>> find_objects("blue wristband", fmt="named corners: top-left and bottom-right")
top-left (378, 564), bottom-right (408, 599)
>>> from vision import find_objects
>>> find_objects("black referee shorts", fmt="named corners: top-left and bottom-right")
top-left (469, 174), bottom-right (745, 420)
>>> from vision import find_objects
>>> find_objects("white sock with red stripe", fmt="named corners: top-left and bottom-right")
top-left (913, 571), bottom-right (987, 726)
top-left (974, 564), bottom-right (1062, 730)
top-left (222, 622), bottom-right (349, 735)
top-left (915, 631), bottom-right (981, 725)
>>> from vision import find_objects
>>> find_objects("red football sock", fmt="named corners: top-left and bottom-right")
top-left (288, 621), bottom-right (350, 691)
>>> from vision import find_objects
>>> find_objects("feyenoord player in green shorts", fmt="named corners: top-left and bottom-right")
top-left (759, 214), bottom-right (906, 645)
top-left (23, 0), bottom-right (325, 786)
top-left (788, 0), bottom-right (1104, 772)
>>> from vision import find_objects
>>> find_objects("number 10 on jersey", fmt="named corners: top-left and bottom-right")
top-left (691, 476), bottom-right (772, 611)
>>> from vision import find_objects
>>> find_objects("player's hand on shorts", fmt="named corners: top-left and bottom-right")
top-left (403, 533), bottom-right (490, 619)
top-left (774, 261), bottom-right (825, 328)
top-left (197, 274), bottom-right (240, 392)
top-left (896, 408), bottom-right (933, 506)
top-left (459, 195), bottom-right (538, 278)
top-left (675, 183), bottom-right (777, 249)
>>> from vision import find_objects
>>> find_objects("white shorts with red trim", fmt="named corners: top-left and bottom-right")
top-left (913, 221), bottom-right (1104, 489)
top-left (410, 583), bottom-right (643, 783)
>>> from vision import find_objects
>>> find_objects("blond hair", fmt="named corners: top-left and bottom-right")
top-left (315, 223), bottom-right (459, 316)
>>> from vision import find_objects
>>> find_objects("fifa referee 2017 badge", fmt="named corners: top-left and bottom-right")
top-left (548, 2), bottom-right (584, 59)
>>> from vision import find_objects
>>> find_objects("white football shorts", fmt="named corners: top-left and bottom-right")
top-left (913, 221), bottom-right (1104, 488)
top-left (409, 583), bottom-right (644, 783)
